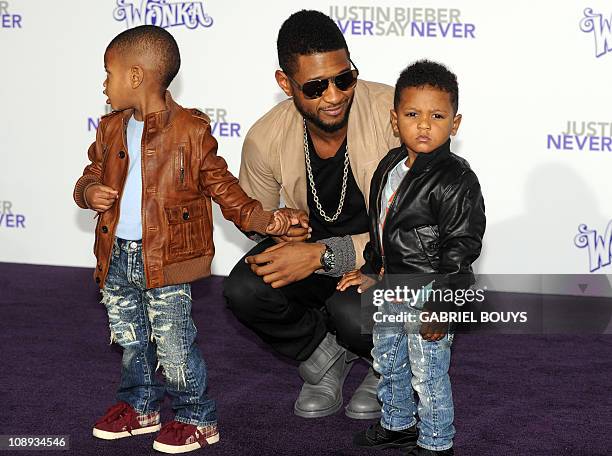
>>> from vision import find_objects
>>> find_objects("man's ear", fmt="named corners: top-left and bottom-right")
top-left (130, 65), bottom-right (144, 89)
top-left (451, 113), bottom-right (462, 136)
top-left (275, 70), bottom-right (293, 98)
top-left (390, 108), bottom-right (399, 136)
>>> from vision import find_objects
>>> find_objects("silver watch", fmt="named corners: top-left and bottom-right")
top-left (320, 244), bottom-right (336, 272)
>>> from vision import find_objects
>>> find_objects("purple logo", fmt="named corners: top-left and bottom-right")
top-left (0, 200), bottom-right (26, 229)
top-left (203, 108), bottom-right (241, 138)
top-left (328, 6), bottom-right (475, 39)
top-left (580, 8), bottom-right (612, 57)
top-left (0, 1), bottom-right (22, 29)
top-left (547, 120), bottom-right (612, 152)
top-left (87, 107), bottom-right (241, 138)
top-left (575, 221), bottom-right (612, 272)
top-left (113, 0), bottom-right (213, 29)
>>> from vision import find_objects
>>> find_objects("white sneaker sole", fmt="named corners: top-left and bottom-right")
top-left (153, 433), bottom-right (219, 453)
top-left (93, 423), bottom-right (162, 440)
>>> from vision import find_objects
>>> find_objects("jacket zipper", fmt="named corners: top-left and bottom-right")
top-left (375, 151), bottom-right (408, 276)
top-left (179, 145), bottom-right (185, 185)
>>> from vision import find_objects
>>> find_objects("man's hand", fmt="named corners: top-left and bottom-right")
top-left (85, 184), bottom-right (118, 212)
top-left (277, 208), bottom-right (309, 228)
top-left (337, 269), bottom-right (377, 293)
top-left (271, 208), bottom-right (311, 243)
top-left (419, 315), bottom-right (448, 341)
top-left (245, 241), bottom-right (324, 288)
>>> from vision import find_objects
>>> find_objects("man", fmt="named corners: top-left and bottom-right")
top-left (224, 10), bottom-right (399, 419)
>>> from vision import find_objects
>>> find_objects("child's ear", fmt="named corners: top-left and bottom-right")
top-left (130, 65), bottom-right (144, 89)
top-left (451, 113), bottom-right (462, 135)
top-left (390, 109), bottom-right (399, 136)
top-left (275, 70), bottom-right (294, 98)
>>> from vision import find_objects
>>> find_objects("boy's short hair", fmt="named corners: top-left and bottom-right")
top-left (394, 60), bottom-right (459, 113)
top-left (106, 25), bottom-right (180, 89)
top-left (277, 10), bottom-right (348, 76)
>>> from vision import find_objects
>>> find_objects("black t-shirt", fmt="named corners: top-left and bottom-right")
top-left (305, 130), bottom-right (369, 242)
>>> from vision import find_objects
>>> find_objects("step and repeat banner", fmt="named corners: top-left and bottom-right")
top-left (2, 0), bottom-right (612, 284)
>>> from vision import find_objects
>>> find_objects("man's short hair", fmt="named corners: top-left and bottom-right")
top-left (277, 10), bottom-right (348, 76)
top-left (394, 60), bottom-right (459, 113)
top-left (107, 25), bottom-right (180, 89)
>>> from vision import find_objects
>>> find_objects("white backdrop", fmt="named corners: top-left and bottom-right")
top-left (2, 0), bottom-right (612, 279)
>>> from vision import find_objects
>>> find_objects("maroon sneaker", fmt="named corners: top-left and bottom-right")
top-left (92, 401), bottom-right (161, 440)
top-left (153, 420), bottom-right (219, 453)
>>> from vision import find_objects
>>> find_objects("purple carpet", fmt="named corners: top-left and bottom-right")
top-left (1, 262), bottom-right (611, 456)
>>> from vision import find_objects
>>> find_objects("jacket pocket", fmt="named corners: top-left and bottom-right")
top-left (174, 143), bottom-right (190, 191)
top-left (164, 199), bottom-right (209, 262)
top-left (414, 225), bottom-right (440, 270)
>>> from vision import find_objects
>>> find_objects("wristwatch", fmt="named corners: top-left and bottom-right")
top-left (320, 244), bottom-right (336, 272)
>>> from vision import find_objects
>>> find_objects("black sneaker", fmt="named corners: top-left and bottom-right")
top-left (353, 422), bottom-right (417, 449)
top-left (401, 445), bottom-right (454, 455)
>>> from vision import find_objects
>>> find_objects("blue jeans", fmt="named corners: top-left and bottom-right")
top-left (101, 238), bottom-right (216, 426)
top-left (372, 302), bottom-right (454, 451)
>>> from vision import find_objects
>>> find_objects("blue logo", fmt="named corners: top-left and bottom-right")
top-left (87, 106), bottom-right (112, 132)
top-left (0, 1), bottom-right (23, 29)
top-left (88, 117), bottom-right (100, 132)
top-left (328, 6), bottom-right (475, 39)
top-left (580, 8), bottom-right (612, 58)
top-left (547, 120), bottom-right (612, 152)
top-left (204, 108), bottom-right (241, 138)
top-left (0, 200), bottom-right (26, 229)
top-left (87, 107), bottom-right (241, 138)
top-left (113, 0), bottom-right (213, 29)
top-left (575, 221), bottom-right (612, 272)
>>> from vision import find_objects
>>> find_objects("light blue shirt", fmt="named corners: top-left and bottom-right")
top-left (379, 159), bottom-right (409, 248)
top-left (115, 115), bottom-right (144, 240)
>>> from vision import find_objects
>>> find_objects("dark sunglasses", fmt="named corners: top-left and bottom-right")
top-left (286, 61), bottom-right (359, 99)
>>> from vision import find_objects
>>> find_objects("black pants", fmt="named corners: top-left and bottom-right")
top-left (223, 238), bottom-right (373, 362)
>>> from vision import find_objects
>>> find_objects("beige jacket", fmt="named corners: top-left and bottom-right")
top-left (239, 80), bottom-right (399, 268)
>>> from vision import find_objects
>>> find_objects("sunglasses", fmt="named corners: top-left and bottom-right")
top-left (286, 61), bottom-right (359, 99)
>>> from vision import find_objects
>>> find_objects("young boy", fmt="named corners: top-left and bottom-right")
top-left (338, 60), bottom-right (486, 455)
top-left (73, 25), bottom-right (305, 454)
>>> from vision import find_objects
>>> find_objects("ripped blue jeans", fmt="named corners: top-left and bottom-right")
top-left (101, 238), bottom-right (216, 426)
top-left (372, 302), bottom-right (454, 451)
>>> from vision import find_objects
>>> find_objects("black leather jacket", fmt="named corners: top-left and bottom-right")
top-left (362, 140), bottom-right (486, 296)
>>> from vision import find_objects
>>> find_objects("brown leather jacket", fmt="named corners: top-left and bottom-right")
top-left (74, 92), bottom-right (273, 289)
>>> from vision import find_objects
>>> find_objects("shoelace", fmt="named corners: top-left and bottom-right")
top-left (159, 421), bottom-right (190, 440)
top-left (96, 402), bottom-right (136, 434)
